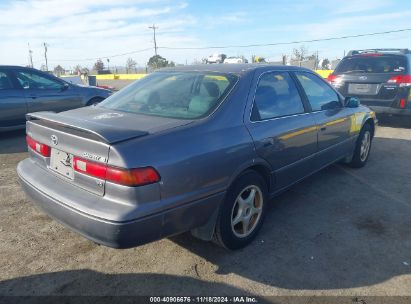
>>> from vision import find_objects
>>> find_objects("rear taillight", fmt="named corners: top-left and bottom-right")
top-left (399, 98), bottom-right (406, 109)
top-left (327, 74), bottom-right (337, 83)
top-left (73, 156), bottom-right (160, 187)
top-left (387, 75), bottom-right (411, 87)
top-left (26, 135), bottom-right (51, 157)
top-left (327, 74), bottom-right (342, 86)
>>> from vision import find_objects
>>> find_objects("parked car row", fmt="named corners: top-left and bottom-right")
top-left (8, 48), bottom-right (409, 251)
top-left (0, 66), bottom-right (112, 131)
top-left (206, 53), bottom-right (248, 64)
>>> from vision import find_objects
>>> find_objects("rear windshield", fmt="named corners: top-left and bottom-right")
top-left (335, 55), bottom-right (407, 74)
top-left (98, 71), bottom-right (238, 119)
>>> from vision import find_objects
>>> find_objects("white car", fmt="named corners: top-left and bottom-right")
top-left (207, 54), bottom-right (225, 64)
top-left (224, 57), bottom-right (248, 64)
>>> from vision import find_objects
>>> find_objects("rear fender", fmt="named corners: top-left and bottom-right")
top-left (190, 157), bottom-right (273, 241)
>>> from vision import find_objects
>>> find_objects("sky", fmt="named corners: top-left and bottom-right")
top-left (0, 0), bottom-right (410, 70)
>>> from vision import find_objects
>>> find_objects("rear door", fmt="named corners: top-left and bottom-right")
top-left (0, 70), bottom-right (27, 128)
top-left (333, 55), bottom-right (408, 107)
top-left (14, 69), bottom-right (83, 113)
top-left (294, 71), bottom-right (353, 166)
top-left (245, 70), bottom-right (318, 191)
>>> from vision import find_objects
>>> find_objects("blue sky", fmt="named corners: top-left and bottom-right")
top-left (0, 0), bottom-right (410, 69)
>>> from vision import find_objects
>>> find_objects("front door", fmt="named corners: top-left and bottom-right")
top-left (245, 71), bottom-right (318, 191)
top-left (294, 72), bottom-right (354, 166)
top-left (14, 69), bottom-right (82, 113)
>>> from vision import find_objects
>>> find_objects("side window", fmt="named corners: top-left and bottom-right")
top-left (295, 72), bottom-right (341, 111)
top-left (0, 72), bottom-right (13, 90)
top-left (251, 72), bottom-right (305, 121)
top-left (15, 71), bottom-right (63, 90)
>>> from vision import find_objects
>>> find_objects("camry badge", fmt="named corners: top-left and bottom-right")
top-left (82, 152), bottom-right (107, 163)
top-left (51, 135), bottom-right (58, 146)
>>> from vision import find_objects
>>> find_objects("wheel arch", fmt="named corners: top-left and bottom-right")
top-left (363, 117), bottom-right (375, 137)
top-left (190, 159), bottom-right (274, 242)
top-left (86, 96), bottom-right (105, 106)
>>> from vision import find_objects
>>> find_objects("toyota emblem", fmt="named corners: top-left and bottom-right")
top-left (51, 135), bottom-right (58, 146)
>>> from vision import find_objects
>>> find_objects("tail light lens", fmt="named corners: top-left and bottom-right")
top-left (327, 74), bottom-right (337, 83)
top-left (387, 75), bottom-right (411, 87)
top-left (26, 135), bottom-right (51, 157)
top-left (399, 98), bottom-right (406, 109)
top-left (73, 156), bottom-right (160, 187)
top-left (327, 74), bottom-right (342, 86)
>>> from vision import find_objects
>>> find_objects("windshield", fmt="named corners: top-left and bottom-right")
top-left (98, 71), bottom-right (238, 119)
top-left (335, 55), bottom-right (407, 74)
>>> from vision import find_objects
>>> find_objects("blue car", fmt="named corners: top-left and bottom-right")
top-left (17, 64), bottom-right (377, 250)
top-left (0, 66), bottom-right (112, 131)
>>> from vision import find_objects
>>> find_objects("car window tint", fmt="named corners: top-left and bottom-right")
top-left (295, 72), bottom-right (340, 111)
top-left (335, 56), bottom-right (407, 74)
top-left (251, 72), bottom-right (304, 121)
top-left (0, 72), bottom-right (13, 90)
top-left (99, 72), bottom-right (237, 119)
top-left (15, 71), bottom-right (62, 90)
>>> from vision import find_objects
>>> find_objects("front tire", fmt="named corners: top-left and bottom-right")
top-left (213, 171), bottom-right (268, 250)
top-left (349, 123), bottom-right (372, 168)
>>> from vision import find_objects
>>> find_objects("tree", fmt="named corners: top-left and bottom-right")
top-left (322, 58), bottom-right (330, 69)
top-left (53, 65), bottom-right (65, 76)
top-left (94, 59), bottom-right (105, 72)
top-left (81, 67), bottom-right (89, 75)
top-left (40, 64), bottom-right (47, 71)
top-left (292, 45), bottom-right (308, 61)
top-left (147, 55), bottom-right (169, 69)
top-left (74, 65), bottom-right (82, 75)
top-left (125, 58), bottom-right (137, 73)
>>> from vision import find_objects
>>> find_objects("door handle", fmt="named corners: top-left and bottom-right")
top-left (262, 138), bottom-right (274, 147)
top-left (29, 94), bottom-right (37, 99)
top-left (320, 126), bottom-right (327, 131)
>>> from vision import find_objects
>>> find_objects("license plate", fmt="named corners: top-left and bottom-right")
top-left (50, 148), bottom-right (74, 179)
top-left (348, 83), bottom-right (375, 95)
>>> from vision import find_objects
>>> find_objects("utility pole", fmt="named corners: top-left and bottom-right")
top-left (43, 42), bottom-right (48, 71)
top-left (28, 43), bottom-right (33, 68)
top-left (148, 24), bottom-right (159, 56)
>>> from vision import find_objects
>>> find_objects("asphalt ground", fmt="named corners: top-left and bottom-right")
top-left (0, 116), bottom-right (410, 297)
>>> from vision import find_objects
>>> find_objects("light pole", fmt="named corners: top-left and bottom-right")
top-left (148, 24), bottom-right (159, 56)
top-left (43, 42), bottom-right (48, 71)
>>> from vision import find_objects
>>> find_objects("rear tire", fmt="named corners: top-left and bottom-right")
top-left (349, 123), bottom-right (372, 168)
top-left (213, 171), bottom-right (268, 250)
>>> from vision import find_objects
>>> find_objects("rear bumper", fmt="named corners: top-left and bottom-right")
top-left (17, 159), bottom-right (224, 248)
top-left (369, 105), bottom-right (411, 116)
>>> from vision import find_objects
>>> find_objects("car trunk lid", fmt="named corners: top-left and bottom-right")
top-left (26, 106), bottom-right (192, 196)
top-left (335, 73), bottom-right (401, 106)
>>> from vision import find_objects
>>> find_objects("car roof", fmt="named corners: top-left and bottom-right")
top-left (0, 65), bottom-right (42, 71)
top-left (158, 64), bottom-right (312, 76)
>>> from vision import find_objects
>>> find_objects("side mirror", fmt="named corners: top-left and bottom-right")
top-left (22, 81), bottom-right (30, 89)
top-left (345, 96), bottom-right (360, 108)
top-left (61, 83), bottom-right (70, 91)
